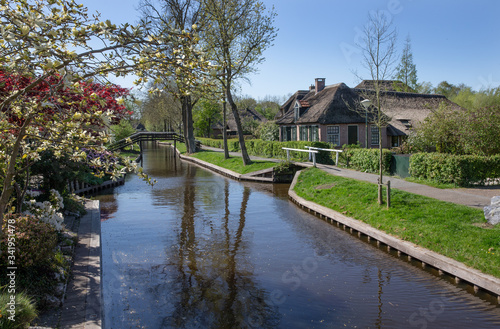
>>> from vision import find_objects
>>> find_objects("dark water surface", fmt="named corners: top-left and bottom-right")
top-left (99, 144), bottom-right (500, 328)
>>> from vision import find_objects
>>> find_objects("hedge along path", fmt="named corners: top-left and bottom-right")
top-left (290, 168), bottom-right (500, 300)
top-left (196, 138), bottom-right (336, 164)
top-left (409, 152), bottom-right (500, 186)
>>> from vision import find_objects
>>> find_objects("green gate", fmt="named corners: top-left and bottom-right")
top-left (391, 154), bottom-right (411, 178)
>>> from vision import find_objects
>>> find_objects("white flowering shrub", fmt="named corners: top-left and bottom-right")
top-left (24, 189), bottom-right (65, 231)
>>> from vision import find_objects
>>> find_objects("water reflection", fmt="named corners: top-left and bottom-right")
top-left (163, 172), bottom-right (279, 328)
top-left (100, 145), bottom-right (500, 329)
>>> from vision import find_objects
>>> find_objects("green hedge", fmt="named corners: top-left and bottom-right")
top-left (339, 148), bottom-right (393, 174)
top-left (197, 138), bottom-right (334, 164)
top-left (410, 153), bottom-right (500, 186)
top-left (197, 138), bottom-right (240, 152)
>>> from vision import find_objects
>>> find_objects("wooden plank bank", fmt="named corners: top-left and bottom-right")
top-left (288, 170), bottom-right (500, 304)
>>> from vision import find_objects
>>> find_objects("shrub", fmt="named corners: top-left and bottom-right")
top-left (1, 214), bottom-right (58, 268)
top-left (0, 289), bottom-right (37, 329)
top-left (339, 147), bottom-right (393, 174)
top-left (23, 189), bottom-right (64, 231)
top-left (110, 119), bottom-right (136, 142)
top-left (409, 153), bottom-right (500, 186)
top-left (256, 121), bottom-right (279, 141)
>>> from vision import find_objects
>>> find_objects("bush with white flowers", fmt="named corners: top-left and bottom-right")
top-left (24, 189), bottom-right (65, 231)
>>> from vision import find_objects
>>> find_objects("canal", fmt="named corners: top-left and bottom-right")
top-left (98, 144), bottom-right (500, 328)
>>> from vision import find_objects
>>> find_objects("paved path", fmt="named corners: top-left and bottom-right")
top-left (59, 200), bottom-right (102, 329)
top-left (200, 145), bottom-right (498, 209)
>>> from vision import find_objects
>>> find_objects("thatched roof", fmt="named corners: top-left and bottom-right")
top-left (277, 79), bottom-right (462, 136)
top-left (276, 83), bottom-right (368, 125)
top-left (213, 107), bottom-right (267, 131)
top-left (353, 89), bottom-right (462, 135)
top-left (355, 80), bottom-right (413, 92)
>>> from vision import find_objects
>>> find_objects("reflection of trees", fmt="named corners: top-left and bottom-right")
top-left (98, 192), bottom-right (118, 221)
top-left (164, 171), bottom-right (279, 328)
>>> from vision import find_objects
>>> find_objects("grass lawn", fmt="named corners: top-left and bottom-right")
top-left (189, 149), bottom-right (277, 175)
top-left (293, 167), bottom-right (500, 278)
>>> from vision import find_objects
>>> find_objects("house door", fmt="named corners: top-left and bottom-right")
top-left (348, 125), bottom-right (358, 145)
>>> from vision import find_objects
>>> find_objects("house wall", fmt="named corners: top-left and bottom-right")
top-left (318, 123), bottom-right (390, 148)
top-left (280, 123), bottom-right (391, 148)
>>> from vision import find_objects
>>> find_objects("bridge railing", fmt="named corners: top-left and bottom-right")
top-left (282, 147), bottom-right (319, 167)
top-left (108, 132), bottom-right (186, 151)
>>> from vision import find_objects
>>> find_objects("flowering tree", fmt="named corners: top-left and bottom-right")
top-left (138, 0), bottom-right (214, 153)
top-left (0, 0), bottom-right (206, 241)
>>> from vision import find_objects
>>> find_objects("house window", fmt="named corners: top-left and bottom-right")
top-left (327, 125), bottom-right (339, 146)
top-left (299, 125), bottom-right (308, 141)
top-left (310, 126), bottom-right (319, 141)
top-left (327, 126), bottom-right (339, 143)
top-left (281, 126), bottom-right (297, 142)
top-left (371, 125), bottom-right (379, 146)
top-left (294, 103), bottom-right (300, 121)
top-left (392, 136), bottom-right (400, 147)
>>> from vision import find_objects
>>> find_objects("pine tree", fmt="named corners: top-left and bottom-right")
top-left (395, 35), bottom-right (418, 92)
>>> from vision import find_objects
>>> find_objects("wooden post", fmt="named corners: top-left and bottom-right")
top-left (174, 139), bottom-right (177, 158)
top-left (377, 178), bottom-right (383, 205)
top-left (335, 151), bottom-right (339, 166)
top-left (286, 149), bottom-right (290, 161)
top-left (312, 152), bottom-right (316, 167)
top-left (387, 180), bottom-right (391, 209)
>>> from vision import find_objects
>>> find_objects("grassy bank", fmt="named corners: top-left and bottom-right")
top-left (293, 168), bottom-right (500, 278)
top-left (171, 141), bottom-right (276, 174)
top-left (189, 149), bottom-right (277, 175)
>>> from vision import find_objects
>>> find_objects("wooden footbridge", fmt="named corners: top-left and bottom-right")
top-left (108, 131), bottom-right (195, 152)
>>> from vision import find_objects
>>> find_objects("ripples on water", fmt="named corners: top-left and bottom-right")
top-left (99, 144), bottom-right (500, 328)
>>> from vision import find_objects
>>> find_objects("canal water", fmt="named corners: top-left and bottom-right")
top-left (98, 144), bottom-right (500, 328)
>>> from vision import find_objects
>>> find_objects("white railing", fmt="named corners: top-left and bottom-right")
top-left (282, 147), bottom-right (319, 167)
top-left (305, 146), bottom-right (343, 166)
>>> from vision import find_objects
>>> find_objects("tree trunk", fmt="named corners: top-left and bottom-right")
top-left (222, 99), bottom-right (229, 159)
top-left (378, 127), bottom-right (383, 205)
top-left (182, 95), bottom-right (196, 154)
top-left (0, 117), bottom-right (31, 252)
top-left (226, 88), bottom-right (251, 165)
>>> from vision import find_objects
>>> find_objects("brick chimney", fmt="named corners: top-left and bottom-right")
top-left (315, 78), bottom-right (325, 94)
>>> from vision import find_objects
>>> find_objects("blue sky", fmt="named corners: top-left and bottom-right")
top-left (81, 0), bottom-right (500, 100)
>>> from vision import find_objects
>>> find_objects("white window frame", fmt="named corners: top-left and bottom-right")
top-left (327, 125), bottom-right (340, 146)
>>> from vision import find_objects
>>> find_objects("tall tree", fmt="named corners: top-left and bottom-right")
top-left (140, 84), bottom-right (183, 131)
top-left (138, 0), bottom-right (205, 153)
top-left (357, 11), bottom-right (398, 205)
top-left (434, 81), bottom-right (461, 99)
top-left (201, 0), bottom-right (277, 165)
top-left (394, 35), bottom-right (417, 92)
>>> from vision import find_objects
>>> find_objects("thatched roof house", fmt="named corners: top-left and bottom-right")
top-left (212, 107), bottom-right (267, 138)
top-left (276, 78), bottom-right (461, 148)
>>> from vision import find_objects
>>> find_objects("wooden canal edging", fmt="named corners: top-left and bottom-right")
top-left (69, 177), bottom-right (125, 195)
top-left (288, 170), bottom-right (500, 303)
top-left (178, 153), bottom-right (274, 183)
